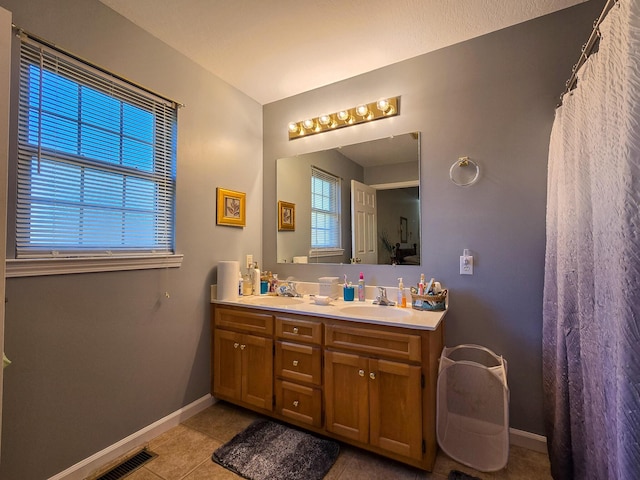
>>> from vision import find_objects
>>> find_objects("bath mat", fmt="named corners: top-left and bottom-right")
top-left (449, 470), bottom-right (482, 480)
top-left (212, 419), bottom-right (340, 480)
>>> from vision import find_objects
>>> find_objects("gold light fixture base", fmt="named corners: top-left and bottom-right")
top-left (288, 96), bottom-right (400, 140)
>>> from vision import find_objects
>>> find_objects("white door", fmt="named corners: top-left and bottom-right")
top-left (0, 6), bottom-right (12, 456)
top-left (351, 180), bottom-right (377, 264)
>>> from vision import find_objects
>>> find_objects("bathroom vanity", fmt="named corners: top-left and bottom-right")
top-left (210, 294), bottom-right (446, 471)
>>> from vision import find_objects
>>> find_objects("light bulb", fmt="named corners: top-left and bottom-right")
top-left (302, 119), bottom-right (315, 130)
top-left (288, 122), bottom-right (299, 133)
top-left (376, 99), bottom-right (390, 112)
top-left (318, 114), bottom-right (331, 126)
top-left (337, 110), bottom-right (349, 121)
top-left (355, 104), bottom-right (369, 117)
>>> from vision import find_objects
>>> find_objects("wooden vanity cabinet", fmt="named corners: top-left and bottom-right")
top-left (325, 323), bottom-right (424, 461)
top-left (211, 304), bottom-right (444, 471)
top-left (274, 315), bottom-right (323, 427)
top-left (212, 307), bottom-right (273, 412)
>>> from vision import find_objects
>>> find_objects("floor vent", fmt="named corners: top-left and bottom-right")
top-left (94, 448), bottom-right (157, 480)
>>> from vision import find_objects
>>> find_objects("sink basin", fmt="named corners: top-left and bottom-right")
top-left (244, 295), bottom-right (305, 306)
top-left (338, 305), bottom-right (411, 319)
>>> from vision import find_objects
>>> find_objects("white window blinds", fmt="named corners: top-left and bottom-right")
top-left (16, 39), bottom-right (177, 258)
top-left (311, 167), bottom-right (341, 250)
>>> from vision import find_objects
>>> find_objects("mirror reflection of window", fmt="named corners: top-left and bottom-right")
top-left (311, 167), bottom-right (341, 252)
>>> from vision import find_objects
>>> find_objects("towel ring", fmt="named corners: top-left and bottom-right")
top-left (449, 157), bottom-right (479, 187)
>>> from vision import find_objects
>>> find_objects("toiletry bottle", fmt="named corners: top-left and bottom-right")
top-left (252, 262), bottom-right (261, 295)
top-left (358, 272), bottom-right (365, 301)
top-left (418, 273), bottom-right (425, 295)
top-left (397, 278), bottom-right (406, 308)
top-left (238, 271), bottom-right (243, 296)
top-left (271, 273), bottom-right (279, 293)
top-left (242, 270), bottom-right (253, 296)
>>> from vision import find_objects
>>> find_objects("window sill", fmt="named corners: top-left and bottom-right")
top-left (5, 254), bottom-right (184, 277)
top-left (308, 248), bottom-right (345, 258)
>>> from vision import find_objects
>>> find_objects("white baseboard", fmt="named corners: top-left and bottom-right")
top-left (48, 394), bottom-right (215, 480)
top-left (509, 427), bottom-right (547, 453)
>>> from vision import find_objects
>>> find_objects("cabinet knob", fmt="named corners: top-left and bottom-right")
top-left (358, 369), bottom-right (365, 377)
top-left (233, 343), bottom-right (239, 349)
top-left (292, 360), bottom-right (299, 367)
top-left (293, 400), bottom-right (299, 407)
top-left (240, 344), bottom-right (246, 350)
top-left (292, 327), bottom-right (299, 334)
top-left (369, 372), bottom-right (376, 380)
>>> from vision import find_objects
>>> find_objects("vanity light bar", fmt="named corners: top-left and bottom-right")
top-left (287, 96), bottom-right (400, 140)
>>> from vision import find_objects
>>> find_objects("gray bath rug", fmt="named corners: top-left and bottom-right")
top-left (212, 419), bottom-right (340, 480)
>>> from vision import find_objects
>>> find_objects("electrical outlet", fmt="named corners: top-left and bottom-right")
top-left (460, 255), bottom-right (473, 275)
top-left (246, 254), bottom-right (253, 269)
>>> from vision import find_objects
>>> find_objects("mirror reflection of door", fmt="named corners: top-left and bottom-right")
top-left (351, 180), bottom-right (377, 264)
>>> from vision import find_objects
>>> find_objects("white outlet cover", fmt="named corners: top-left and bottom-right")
top-left (460, 255), bottom-right (473, 275)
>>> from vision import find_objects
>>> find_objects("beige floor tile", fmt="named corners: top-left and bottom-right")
top-left (183, 400), bottom-right (260, 443)
top-left (432, 451), bottom-right (487, 479)
top-left (125, 466), bottom-right (164, 480)
top-left (491, 445), bottom-right (552, 480)
top-left (333, 445), bottom-right (421, 480)
top-left (145, 425), bottom-right (222, 480)
top-left (182, 457), bottom-right (243, 480)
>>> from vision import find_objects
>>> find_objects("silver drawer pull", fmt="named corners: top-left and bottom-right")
top-left (293, 400), bottom-right (299, 407)
top-left (233, 343), bottom-right (239, 349)
top-left (292, 360), bottom-right (299, 367)
top-left (292, 327), bottom-right (299, 334)
top-left (369, 372), bottom-right (376, 380)
top-left (358, 369), bottom-right (365, 377)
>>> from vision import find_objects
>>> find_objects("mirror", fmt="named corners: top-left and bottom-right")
top-left (277, 132), bottom-right (420, 265)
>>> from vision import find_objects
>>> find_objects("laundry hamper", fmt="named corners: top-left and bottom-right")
top-left (436, 344), bottom-right (509, 472)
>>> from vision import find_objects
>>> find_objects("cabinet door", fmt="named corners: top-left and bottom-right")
top-left (369, 359), bottom-right (423, 461)
top-left (213, 329), bottom-right (242, 400)
top-left (241, 334), bottom-right (274, 411)
top-left (325, 350), bottom-right (369, 443)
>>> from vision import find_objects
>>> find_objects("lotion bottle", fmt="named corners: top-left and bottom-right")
top-left (252, 262), bottom-right (261, 295)
top-left (418, 273), bottom-right (426, 295)
top-left (358, 272), bottom-right (365, 301)
top-left (397, 278), bottom-right (406, 308)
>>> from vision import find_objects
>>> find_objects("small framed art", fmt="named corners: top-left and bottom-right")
top-left (216, 188), bottom-right (246, 227)
top-left (278, 201), bottom-right (295, 231)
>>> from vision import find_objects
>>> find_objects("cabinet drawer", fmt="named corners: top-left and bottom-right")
top-left (275, 316), bottom-right (322, 345)
top-left (215, 307), bottom-right (273, 335)
top-left (275, 380), bottom-right (322, 428)
top-left (275, 341), bottom-right (322, 385)
top-left (325, 323), bottom-right (421, 362)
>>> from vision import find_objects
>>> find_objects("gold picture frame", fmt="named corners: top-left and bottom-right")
top-left (278, 201), bottom-right (295, 231)
top-left (216, 188), bottom-right (246, 227)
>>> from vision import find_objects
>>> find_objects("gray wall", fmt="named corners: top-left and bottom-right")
top-left (263, 1), bottom-right (604, 437)
top-left (0, 1), bottom-right (262, 478)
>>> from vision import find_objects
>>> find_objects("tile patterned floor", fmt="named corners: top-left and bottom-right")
top-left (90, 401), bottom-right (552, 480)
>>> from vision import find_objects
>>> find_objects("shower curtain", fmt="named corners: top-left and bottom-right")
top-left (543, 1), bottom-right (640, 479)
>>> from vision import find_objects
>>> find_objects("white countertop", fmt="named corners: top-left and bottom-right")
top-left (211, 291), bottom-right (447, 331)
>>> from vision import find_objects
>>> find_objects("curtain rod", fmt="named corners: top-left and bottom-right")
top-left (559, 0), bottom-right (618, 105)
top-left (12, 24), bottom-right (185, 109)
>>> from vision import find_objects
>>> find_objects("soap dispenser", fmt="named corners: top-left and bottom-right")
top-left (358, 272), bottom-right (365, 301)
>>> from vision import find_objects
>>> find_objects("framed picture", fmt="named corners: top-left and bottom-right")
top-left (400, 216), bottom-right (408, 243)
top-left (216, 187), bottom-right (246, 227)
top-left (278, 201), bottom-right (295, 231)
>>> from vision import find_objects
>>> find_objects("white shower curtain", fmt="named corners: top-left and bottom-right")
top-left (543, 0), bottom-right (640, 479)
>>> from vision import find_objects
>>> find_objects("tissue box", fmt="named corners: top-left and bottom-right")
top-left (318, 276), bottom-right (340, 299)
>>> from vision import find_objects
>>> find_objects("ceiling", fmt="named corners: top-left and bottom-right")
top-left (98, 0), bottom-right (587, 105)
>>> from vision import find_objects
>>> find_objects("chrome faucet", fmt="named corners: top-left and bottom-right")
top-left (373, 287), bottom-right (395, 306)
top-left (277, 281), bottom-right (302, 297)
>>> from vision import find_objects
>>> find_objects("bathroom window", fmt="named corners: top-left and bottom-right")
top-left (14, 40), bottom-right (177, 261)
top-left (310, 167), bottom-right (342, 255)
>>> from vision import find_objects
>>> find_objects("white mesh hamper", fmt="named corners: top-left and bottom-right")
top-left (436, 344), bottom-right (509, 472)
